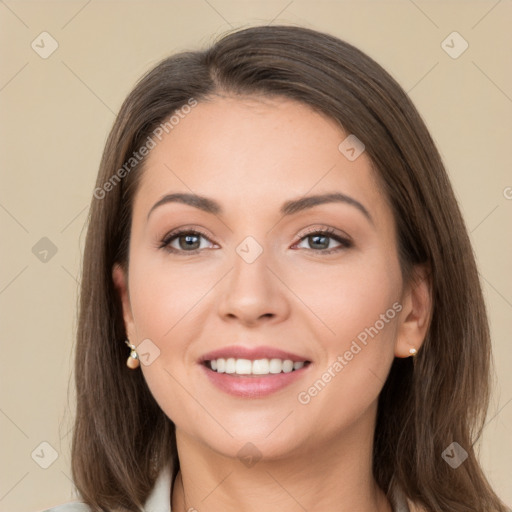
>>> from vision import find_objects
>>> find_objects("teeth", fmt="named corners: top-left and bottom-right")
top-left (225, 358), bottom-right (236, 374)
top-left (207, 358), bottom-right (307, 375)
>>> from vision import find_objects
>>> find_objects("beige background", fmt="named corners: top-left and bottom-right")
top-left (0, 1), bottom-right (510, 511)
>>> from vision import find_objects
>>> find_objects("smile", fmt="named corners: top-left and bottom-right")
top-left (199, 345), bottom-right (313, 397)
top-left (205, 357), bottom-right (310, 375)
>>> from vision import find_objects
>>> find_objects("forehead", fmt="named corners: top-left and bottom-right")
top-left (133, 95), bottom-right (387, 225)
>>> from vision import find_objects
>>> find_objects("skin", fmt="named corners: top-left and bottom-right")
top-left (113, 95), bottom-right (431, 512)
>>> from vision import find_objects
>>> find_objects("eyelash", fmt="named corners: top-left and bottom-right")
top-left (158, 226), bottom-right (353, 256)
top-left (296, 227), bottom-right (353, 254)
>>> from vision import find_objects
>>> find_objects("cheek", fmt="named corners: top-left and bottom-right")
top-left (128, 247), bottom-right (216, 341)
top-left (127, 252), bottom-right (221, 425)
top-left (295, 261), bottom-right (401, 423)
top-left (287, 251), bottom-right (401, 351)
top-left (289, 254), bottom-right (401, 410)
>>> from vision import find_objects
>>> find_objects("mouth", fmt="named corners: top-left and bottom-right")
top-left (198, 345), bottom-right (313, 397)
top-left (198, 346), bottom-right (313, 398)
top-left (203, 357), bottom-right (312, 376)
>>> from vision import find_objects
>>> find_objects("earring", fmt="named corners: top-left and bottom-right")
top-left (125, 340), bottom-right (140, 369)
top-left (409, 347), bottom-right (417, 357)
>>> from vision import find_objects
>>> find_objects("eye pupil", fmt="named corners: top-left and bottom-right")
top-left (310, 234), bottom-right (329, 249)
top-left (180, 234), bottom-right (200, 250)
top-left (163, 229), bottom-right (348, 255)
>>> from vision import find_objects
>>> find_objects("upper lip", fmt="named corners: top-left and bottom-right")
top-left (199, 345), bottom-right (311, 364)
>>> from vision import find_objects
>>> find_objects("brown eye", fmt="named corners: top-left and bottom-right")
top-left (177, 233), bottom-right (201, 250)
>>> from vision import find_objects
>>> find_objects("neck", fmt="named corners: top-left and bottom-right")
top-left (170, 404), bottom-right (392, 512)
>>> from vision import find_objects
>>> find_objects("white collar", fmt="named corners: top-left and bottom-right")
top-left (144, 464), bottom-right (410, 512)
top-left (388, 474), bottom-right (411, 512)
top-left (143, 463), bottom-right (172, 512)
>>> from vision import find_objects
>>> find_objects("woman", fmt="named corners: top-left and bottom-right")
top-left (43, 25), bottom-right (510, 512)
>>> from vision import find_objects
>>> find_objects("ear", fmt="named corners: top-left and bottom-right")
top-left (112, 263), bottom-right (137, 342)
top-left (394, 264), bottom-right (432, 358)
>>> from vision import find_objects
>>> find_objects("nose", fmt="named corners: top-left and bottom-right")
top-left (216, 245), bottom-right (291, 327)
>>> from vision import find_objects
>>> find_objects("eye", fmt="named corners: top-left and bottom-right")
top-left (294, 227), bottom-right (352, 254)
top-left (159, 228), bottom-right (216, 254)
top-left (158, 226), bottom-right (352, 255)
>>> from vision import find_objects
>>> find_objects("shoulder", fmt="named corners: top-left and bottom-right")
top-left (39, 462), bottom-right (173, 512)
top-left (39, 501), bottom-right (92, 512)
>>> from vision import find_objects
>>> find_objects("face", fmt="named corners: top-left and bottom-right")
top-left (113, 95), bottom-right (419, 461)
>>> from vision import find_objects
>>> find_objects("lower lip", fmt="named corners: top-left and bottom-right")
top-left (200, 363), bottom-right (311, 398)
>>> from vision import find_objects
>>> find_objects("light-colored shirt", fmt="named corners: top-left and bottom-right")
top-left (41, 463), bottom-right (411, 512)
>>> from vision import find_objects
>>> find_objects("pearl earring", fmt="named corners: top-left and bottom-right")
top-left (125, 340), bottom-right (140, 369)
top-left (409, 347), bottom-right (417, 356)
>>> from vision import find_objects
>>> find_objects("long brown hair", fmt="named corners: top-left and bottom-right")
top-left (72, 25), bottom-right (509, 511)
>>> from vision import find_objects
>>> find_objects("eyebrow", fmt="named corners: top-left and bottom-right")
top-left (147, 192), bottom-right (373, 225)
